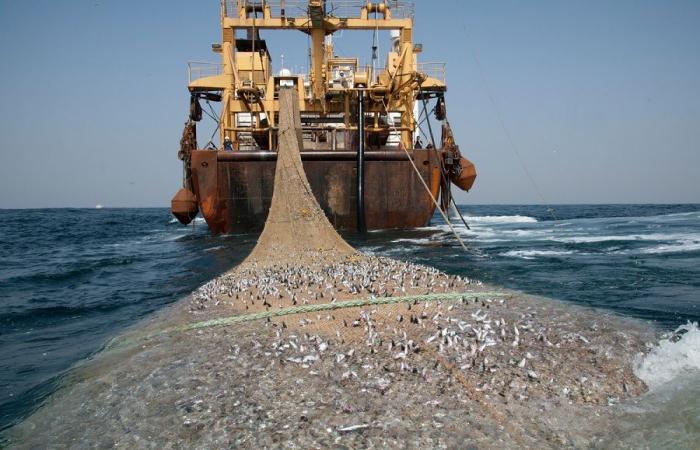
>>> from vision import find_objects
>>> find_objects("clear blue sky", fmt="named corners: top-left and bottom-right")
top-left (1, 0), bottom-right (698, 208)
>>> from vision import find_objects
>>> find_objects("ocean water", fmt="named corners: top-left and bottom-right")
top-left (1, 204), bottom-right (699, 435)
top-left (364, 204), bottom-right (700, 327)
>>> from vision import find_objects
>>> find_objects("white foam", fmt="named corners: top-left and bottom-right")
top-left (553, 221), bottom-right (572, 227)
top-left (464, 215), bottom-right (538, 224)
top-left (432, 224), bottom-right (500, 238)
top-left (555, 232), bottom-right (700, 244)
top-left (163, 233), bottom-right (190, 242)
top-left (169, 216), bottom-right (205, 224)
top-left (634, 322), bottom-right (700, 390)
top-left (501, 249), bottom-right (575, 259)
top-left (661, 211), bottom-right (700, 219)
top-left (640, 240), bottom-right (700, 255)
top-left (392, 238), bottom-right (433, 245)
top-left (502, 229), bottom-right (551, 238)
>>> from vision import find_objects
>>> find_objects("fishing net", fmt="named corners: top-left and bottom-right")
top-left (5, 87), bottom-right (655, 450)
top-left (242, 87), bottom-right (356, 267)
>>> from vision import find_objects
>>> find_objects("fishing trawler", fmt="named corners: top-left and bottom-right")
top-left (171, 0), bottom-right (476, 233)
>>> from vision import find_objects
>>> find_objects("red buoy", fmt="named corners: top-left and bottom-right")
top-left (171, 188), bottom-right (199, 225)
top-left (450, 157), bottom-right (477, 192)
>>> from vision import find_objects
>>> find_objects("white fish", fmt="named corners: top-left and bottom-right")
top-left (302, 354), bottom-right (318, 363)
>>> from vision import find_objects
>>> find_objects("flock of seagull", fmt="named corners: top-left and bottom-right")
top-left (191, 255), bottom-right (474, 312)
top-left (184, 254), bottom-right (613, 404)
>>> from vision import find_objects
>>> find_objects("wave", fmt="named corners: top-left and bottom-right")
top-left (392, 238), bottom-right (433, 245)
top-left (169, 216), bottom-right (206, 224)
top-left (640, 241), bottom-right (700, 255)
top-left (2, 257), bottom-right (142, 285)
top-left (500, 249), bottom-right (575, 259)
top-left (554, 233), bottom-right (700, 244)
top-left (462, 215), bottom-right (538, 224)
top-left (634, 322), bottom-right (700, 390)
top-left (659, 211), bottom-right (700, 219)
top-left (1, 303), bottom-right (126, 328)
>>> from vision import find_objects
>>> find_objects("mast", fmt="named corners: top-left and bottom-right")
top-left (309, 0), bottom-right (327, 104)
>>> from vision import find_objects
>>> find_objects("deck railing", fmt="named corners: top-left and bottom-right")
top-left (371, 62), bottom-right (446, 85)
top-left (224, 1), bottom-right (414, 19)
top-left (188, 62), bottom-right (223, 84)
top-left (417, 62), bottom-right (446, 84)
top-left (187, 62), bottom-right (441, 86)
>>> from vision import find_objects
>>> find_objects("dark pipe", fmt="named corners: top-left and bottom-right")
top-left (357, 90), bottom-right (367, 233)
top-left (300, 116), bottom-right (346, 124)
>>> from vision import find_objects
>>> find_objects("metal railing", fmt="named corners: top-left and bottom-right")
top-left (417, 62), bottom-right (446, 84)
top-left (224, 1), bottom-right (414, 19)
top-left (188, 61), bottom-right (223, 84)
top-left (186, 61), bottom-right (442, 86)
top-left (371, 62), bottom-right (446, 84)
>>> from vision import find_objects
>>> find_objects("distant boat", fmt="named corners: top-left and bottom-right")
top-left (95, 204), bottom-right (104, 209)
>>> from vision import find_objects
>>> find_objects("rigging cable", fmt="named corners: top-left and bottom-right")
top-left (380, 97), bottom-right (483, 257)
top-left (463, 27), bottom-right (558, 222)
top-left (203, 100), bottom-right (219, 122)
top-left (417, 90), bottom-right (472, 231)
top-left (202, 99), bottom-right (222, 149)
top-left (203, 121), bottom-right (221, 150)
top-left (371, 12), bottom-right (379, 73)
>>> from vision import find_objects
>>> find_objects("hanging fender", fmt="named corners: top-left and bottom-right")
top-left (449, 155), bottom-right (477, 192)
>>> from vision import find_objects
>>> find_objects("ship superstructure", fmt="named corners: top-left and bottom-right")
top-left (172, 0), bottom-right (476, 233)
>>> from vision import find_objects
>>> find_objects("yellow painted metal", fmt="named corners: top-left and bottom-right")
top-left (189, 1), bottom-right (446, 150)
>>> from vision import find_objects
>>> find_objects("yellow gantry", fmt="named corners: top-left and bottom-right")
top-left (188, 1), bottom-right (446, 150)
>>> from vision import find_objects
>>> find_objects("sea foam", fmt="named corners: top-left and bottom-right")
top-left (392, 238), bottom-right (434, 245)
top-left (464, 215), bottom-right (538, 224)
top-left (634, 322), bottom-right (700, 390)
top-left (501, 249), bottom-right (575, 259)
top-left (641, 240), bottom-right (700, 255)
top-left (554, 232), bottom-right (697, 244)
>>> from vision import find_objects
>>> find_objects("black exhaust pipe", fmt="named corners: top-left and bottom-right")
top-left (356, 90), bottom-right (367, 233)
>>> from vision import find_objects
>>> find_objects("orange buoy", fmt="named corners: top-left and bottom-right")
top-left (450, 157), bottom-right (477, 192)
top-left (171, 188), bottom-right (199, 225)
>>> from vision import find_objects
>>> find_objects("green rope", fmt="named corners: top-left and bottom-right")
top-left (106, 291), bottom-right (509, 350)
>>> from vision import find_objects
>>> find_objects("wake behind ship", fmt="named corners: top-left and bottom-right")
top-left (171, 0), bottom-right (477, 233)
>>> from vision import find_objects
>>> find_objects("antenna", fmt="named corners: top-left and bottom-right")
top-left (371, 14), bottom-right (379, 72)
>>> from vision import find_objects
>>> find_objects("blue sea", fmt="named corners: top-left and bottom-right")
top-left (1, 204), bottom-right (699, 433)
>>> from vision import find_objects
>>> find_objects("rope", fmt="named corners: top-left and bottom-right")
top-left (106, 291), bottom-right (509, 349)
top-left (379, 98), bottom-right (481, 256)
top-left (202, 100), bottom-right (219, 122)
top-left (417, 88), bottom-right (456, 230)
top-left (188, 291), bottom-right (507, 329)
top-left (204, 120), bottom-right (221, 150)
top-left (450, 196), bottom-right (471, 230)
top-left (414, 91), bottom-right (472, 231)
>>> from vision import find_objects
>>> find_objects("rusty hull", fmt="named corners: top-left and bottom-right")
top-left (190, 149), bottom-right (440, 234)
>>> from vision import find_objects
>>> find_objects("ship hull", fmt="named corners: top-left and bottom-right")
top-left (190, 149), bottom-right (441, 234)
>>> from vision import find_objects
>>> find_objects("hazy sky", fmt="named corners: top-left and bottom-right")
top-left (0, 0), bottom-right (698, 208)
